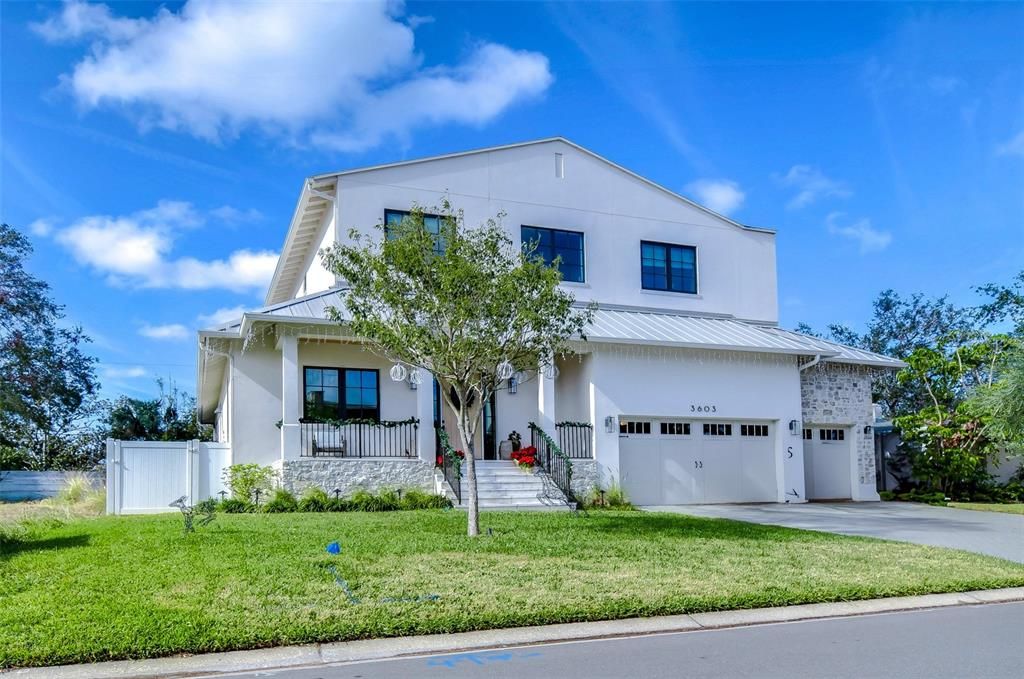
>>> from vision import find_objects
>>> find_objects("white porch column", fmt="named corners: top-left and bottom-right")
top-left (415, 371), bottom-right (435, 463)
top-left (538, 363), bottom-right (556, 435)
top-left (279, 334), bottom-right (301, 460)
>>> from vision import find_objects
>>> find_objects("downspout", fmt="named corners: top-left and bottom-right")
top-left (799, 354), bottom-right (822, 372)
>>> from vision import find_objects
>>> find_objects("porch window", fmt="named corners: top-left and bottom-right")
top-left (385, 209), bottom-right (446, 255)
top-left (303, 367), bottom-right (379, 421)
top-left (521, 225), bottom-right (585, 283)
top-left (641, 241), bottom-right (697, 294)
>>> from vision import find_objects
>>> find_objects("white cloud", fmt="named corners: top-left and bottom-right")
top-left (29, 218), bottom-right (56, 237)
top-left (210, 205), bottom-right (262, 224)
top-left (826, 212), bottom-right (892, 254)
top-left (774, 165), bottom-right (852, 209)
top-left (198, 305), bottom-right (247, 328)
top-left (684, 179), bottom-right (745, 216)
top-left (139, 323), bottom-right (189, 340)
top-left (996, 130), bottom-right (1024, 157)
top-left (34, 0), bottom-right (552, 151)
top-left (51, 201), bottom-right (277, 291)
top-left (100, 365), bottom-right (147, 379)
top-left (927, 75), bottom-right (962, 95)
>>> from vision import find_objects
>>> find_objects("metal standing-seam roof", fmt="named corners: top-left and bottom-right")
top-left (201, 289), bottom-right (904, 368)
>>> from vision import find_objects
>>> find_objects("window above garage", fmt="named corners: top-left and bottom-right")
top-left (641, 241), bottom-right (697, 294)
top-left (521, 225), bottom-right (585, 283)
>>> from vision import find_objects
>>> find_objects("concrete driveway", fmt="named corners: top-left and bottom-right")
top-left (643, 502), bottom-right (1024, 563)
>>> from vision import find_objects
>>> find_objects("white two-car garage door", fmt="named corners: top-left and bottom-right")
top-left (619, 419), bottom-right (777, 505)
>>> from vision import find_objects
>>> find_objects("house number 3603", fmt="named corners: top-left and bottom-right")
top-left (690, 405), bottom-right (717, 413)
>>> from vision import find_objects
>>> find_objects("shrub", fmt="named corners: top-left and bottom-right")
top-left (263, 489), bottom-right (298, 513)
top-left (581, 481), bottom-right (633, 509)
top-left (400, 489), bottom-right (452, 510)
top-left (878, 490), bottom-right (896, 501)
top-left (298, 487), bottom-right (330, 512)
top-left (217, 498), bottom-right (252, 513)
top-left (326, 497), bottom-right (352, 512)
top-left (350, 488), bottom-right (400, 512)
top-left (222, 464), bottom-right (276, 503)
top-left (193, 498), bottom-right (218, 514)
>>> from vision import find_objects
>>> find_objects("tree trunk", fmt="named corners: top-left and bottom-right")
top-left (455, 408), bottom-right (480, 536)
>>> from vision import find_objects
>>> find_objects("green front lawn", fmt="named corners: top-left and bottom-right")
top-left (3, 510), bottom-right (1024, 668)
top-left (948, 502), bottom-right (1024, 515)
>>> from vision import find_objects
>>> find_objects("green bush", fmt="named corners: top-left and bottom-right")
top-left (222, 464), bottom-right (276, 503)
top-left (400, 489), bottom-right (452, 510)
top-left (262, 489), bottom-right (298, 513)
top-left (326, 497), bottom-right (351, 512)
top-left (217, 498), bottom-right (252, 513)
top-left (349, 488), bottom-right (400, 512)
top-left (193, 498), bottom-right (218, 514)
top-left (297, 487), bottom-right (330, 512)
top-left (878, 490), bottom-right (896, 501)
top-left (581, 481), bottom-right (633, 510)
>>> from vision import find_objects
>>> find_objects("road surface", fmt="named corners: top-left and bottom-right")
top-left (211, 601), bottom-right (1024, 679)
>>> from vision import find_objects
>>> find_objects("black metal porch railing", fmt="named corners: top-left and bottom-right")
top-left (435, 426), bottom-right (462, 505)
top-left (529, 422), bottom-right (575, 505)
top-left (299, 418), bottom-right (418, 458)
top-left (555, 421), bottom-right (594, 459)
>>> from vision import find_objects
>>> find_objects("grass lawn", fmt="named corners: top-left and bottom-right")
top-left (3, 510), bottom-right (1024, 668)
top-left (948, 502), bottom-right (1024, 515)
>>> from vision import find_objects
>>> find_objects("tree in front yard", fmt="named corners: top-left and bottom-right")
top-left (321, 201), bottom-right (592, 536)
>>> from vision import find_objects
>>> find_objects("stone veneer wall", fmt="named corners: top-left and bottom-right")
top-left (568, 460), bottom-right (602, 498)
top-left (799, 363), bottom-right (877, 492)
top-left (277, 459), bottom-right (437, 496)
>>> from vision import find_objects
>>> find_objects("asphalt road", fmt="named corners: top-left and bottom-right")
top-left (215, 602), bottom-right (1024, 679)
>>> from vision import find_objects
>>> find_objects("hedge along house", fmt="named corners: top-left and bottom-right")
top-left (197, 138), bottom-right (903, 508)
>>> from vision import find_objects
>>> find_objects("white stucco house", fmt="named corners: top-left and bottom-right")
top-left (197, 137), bottom-right (904, 508)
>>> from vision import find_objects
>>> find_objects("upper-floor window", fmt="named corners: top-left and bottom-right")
top-left (521, 225), bottom-right (585, 283)
top-left (385, 209), bottom-right (446, 255)
top-left (303, 367), bottom-right (380, 421)
top-left (641, 241), bottom-right (697, 294)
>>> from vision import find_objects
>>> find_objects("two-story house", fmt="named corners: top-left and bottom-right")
top-left (197, 138), bottom-right (903, 508)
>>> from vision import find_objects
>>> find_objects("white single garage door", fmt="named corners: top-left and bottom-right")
top-left (619, 419), bottom-right (776, 505)
top-left (803, 427), bottom-right (852, 500)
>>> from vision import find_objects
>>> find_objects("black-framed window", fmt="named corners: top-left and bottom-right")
top-left (803, 428), bottom-right (813, 440)
top-left (641, 241), bottom-right (697, 294)
top-left (661, 422), bottom-right (690, 435)
top-left (619, 420), bottom-right (651, 434)
top-left (385, 209), bottom-right (446, 255)
top-left (303, 367), bottom-right (379, 421)
top-left (521, 226), bottom-right (585, 283)
top-left (703, 423), bottom-right (732, 436)
top-left (819, 428), bottom-right (845, 442)
top-left (741, 424), bottom-right (769, 437)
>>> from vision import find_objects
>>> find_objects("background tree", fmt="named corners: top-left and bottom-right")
top-left (104, 379), bottom-right (212, 442)
top-left (0, 223), bottom-right (101, 470)
top-left (322, 202), bottom-right (592, 536)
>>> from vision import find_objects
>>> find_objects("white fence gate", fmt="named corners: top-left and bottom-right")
top-left (105, 440), bottom-right (231, 515)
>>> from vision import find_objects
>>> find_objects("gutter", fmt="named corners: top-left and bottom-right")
top-left (799, 354), bottom-right (822, 372)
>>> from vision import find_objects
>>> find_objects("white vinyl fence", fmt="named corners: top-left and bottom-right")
top-left (0, 471), bottom-right (102, 501)
top-left (106, 440), bottom-right (231, 515)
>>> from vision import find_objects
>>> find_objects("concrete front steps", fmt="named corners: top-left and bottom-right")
top-left (453, 460), bottom-right (571, 510)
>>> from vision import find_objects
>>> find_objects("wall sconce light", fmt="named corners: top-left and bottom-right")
top-left (789, 419), bottom-right (800, 434)
top-left (604, 415), bottom-right (616, 433)
top-left (863, 425), bottom-right (873, 435)
top-left (508, 376), bottom-right (517, 394)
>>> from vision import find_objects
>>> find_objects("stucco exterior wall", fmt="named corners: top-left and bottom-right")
top-left (319, 140), bottom-right (777, 323)
top-left (588, 347), bottom-right (807, 502)
top-left (231, 341), bottom-right (283, 466)
top-left (277, 459), bottom-right (436, 495)
top-left (799, 363), bottom-right (880, 501)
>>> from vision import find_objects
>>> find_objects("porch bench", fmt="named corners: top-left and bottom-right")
top-left (311, 435), bottom-right (346, 457)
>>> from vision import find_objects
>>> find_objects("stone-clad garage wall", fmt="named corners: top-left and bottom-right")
top-left (799, 363), bottom-right (880, 501)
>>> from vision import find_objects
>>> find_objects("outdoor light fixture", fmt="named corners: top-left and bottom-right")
top-left (789, 419), bottom-right (800, 434)
top-left (864, 425), bottom-right (873, 435)
top-left (408, 369), bottom-right (422, 390)
top-left (508, 376), bottom-right (518, 394)
top-left (604, 415), bottom-right (616, 433)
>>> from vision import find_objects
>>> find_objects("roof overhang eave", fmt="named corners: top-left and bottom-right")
top-left (580, 335), bottom-right (842, 358)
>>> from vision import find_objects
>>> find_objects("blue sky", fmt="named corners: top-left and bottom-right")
top-left (2, 1), bottom-right (1022, 400)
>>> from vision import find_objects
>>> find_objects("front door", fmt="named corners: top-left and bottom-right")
top-left (483, 392), bottom-right (498, 460)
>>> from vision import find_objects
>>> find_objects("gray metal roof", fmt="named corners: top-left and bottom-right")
top-left (205, 288), bottom-right (904, 368)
